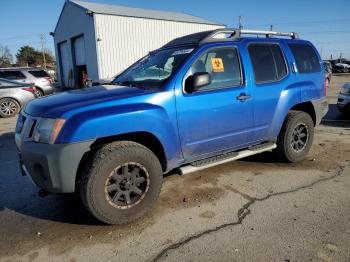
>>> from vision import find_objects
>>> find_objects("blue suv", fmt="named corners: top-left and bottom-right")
top-left (15, 29), bottom-right (328, 224)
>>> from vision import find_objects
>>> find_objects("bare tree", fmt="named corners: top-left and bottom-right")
top-left (0, 45), bottom-right (13, 67)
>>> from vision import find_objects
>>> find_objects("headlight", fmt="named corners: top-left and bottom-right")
top-left (340, 87), bottom-right (350, 95)
top-left (33, 118), bottom-right (65, 144)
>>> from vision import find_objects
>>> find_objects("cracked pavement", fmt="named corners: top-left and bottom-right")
top-left (1, 75), bottom-right (350, 262)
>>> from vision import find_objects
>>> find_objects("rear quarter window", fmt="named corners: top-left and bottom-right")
top-left (289, 43), bottom-right (321, 73)
top-left (28, 70), bottom-right (50, 78)
top-left (0, 70), bottom-right (26, 80)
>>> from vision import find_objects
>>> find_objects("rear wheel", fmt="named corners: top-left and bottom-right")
top-left (79, 141), bottom-right (163, 225)
top-left (35, 88), bottom-right (44, 97)
top-left (0, 98), bottom-right (20, 118)
top-left (275, 111), bottom-right (314, 162)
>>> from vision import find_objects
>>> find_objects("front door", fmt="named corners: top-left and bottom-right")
top-left (176, 46), bottom-right (255, 160)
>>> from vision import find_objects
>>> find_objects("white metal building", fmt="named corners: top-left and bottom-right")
top-left (53, 0), bottom-right (224, 87)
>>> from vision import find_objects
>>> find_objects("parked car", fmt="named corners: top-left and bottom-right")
top-left (15, 29), bottom-right (328, 224)
top-left (0, 68), bottom-right (54, 96)
top-left (323, 62), bottom-right (332, 88)
top-left (337, 82), bottom-right (350, 114)
top-left (0, 78), bottom-right (37, 118)
top-left (333, 63), bottom-right (350, 73)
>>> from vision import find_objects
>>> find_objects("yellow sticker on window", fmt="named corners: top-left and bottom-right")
top-left (211, 58), bottom-right (224, 72)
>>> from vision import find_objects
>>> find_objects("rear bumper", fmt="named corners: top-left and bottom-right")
top-left (16, 138), bottom-right (93, 193)
top-left (35, 84), bottom-right (54, 95)
top-left (311, 97), bottom-right (329, 125)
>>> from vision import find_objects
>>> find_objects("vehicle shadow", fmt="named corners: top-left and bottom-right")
top-left (321, 104), bottom-right (350, 128)
top-left (0, 131), bottom-right (101, 225)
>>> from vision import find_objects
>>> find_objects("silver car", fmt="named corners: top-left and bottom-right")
top-left (0, 68), bottom-right (54, 97)
top-left (0, 78), bottom-right (37, 118)
top-left (337, 82), bottom-right (350, 114)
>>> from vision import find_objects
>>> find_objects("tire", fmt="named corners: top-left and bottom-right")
top-left (79, 141), bottom-right (163, 225)
top-left (35, 88), bottom-right (44, 97)
top-left (275, 110), bottom-right (314, 163)
top-left (0, 98), bottom-right (20, 118)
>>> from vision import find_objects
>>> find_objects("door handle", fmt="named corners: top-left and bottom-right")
top-left (236, 93), bottom-right (251, 101)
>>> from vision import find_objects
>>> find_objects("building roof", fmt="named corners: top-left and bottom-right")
top-left (69, 0), bottom-right (224, 26)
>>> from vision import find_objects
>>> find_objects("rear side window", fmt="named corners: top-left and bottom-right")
top-left (248, 43), bottom-right (287, 83)
top-left (289, 44), bottom-right (321, 73)
top-left (28, 70), bottom-right (50, 78)
top-left (0, 70), bottom-right (26, 80)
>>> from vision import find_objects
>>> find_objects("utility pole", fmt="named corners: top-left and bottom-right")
top-left (40, 34), bottom-right (47, 69)
top-left (239, 16), bottom-right (243, 30)
top-left (270, 25), bottom-right (273, 31)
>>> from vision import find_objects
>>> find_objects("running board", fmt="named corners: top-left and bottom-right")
top-left (179, 142), bottom-right (277, 175)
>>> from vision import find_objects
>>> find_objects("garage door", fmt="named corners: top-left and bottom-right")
top-left (59, 42), bottom-right (70, 86)
top-left (74, 36), bottom-right (86, 66)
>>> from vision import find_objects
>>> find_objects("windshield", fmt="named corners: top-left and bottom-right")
top-left (113, 47), bottom-right (194, 89)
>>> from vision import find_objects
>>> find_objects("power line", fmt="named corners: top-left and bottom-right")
top-left (0, 34), bottom-right (41, 41)
top-left (246, 19), bottom-right (350, 27)
top-left (299, 30), bottom-right (350, 34)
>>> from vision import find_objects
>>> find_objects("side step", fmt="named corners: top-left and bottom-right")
top-left (179, 142), bottom-right (277, 175)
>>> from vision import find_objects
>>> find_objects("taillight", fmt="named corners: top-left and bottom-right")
top-left (22, 86), bottom-right (36, 93)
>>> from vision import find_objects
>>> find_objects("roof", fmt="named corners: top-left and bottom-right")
top-left (69, 0), bottom-right (224, 26)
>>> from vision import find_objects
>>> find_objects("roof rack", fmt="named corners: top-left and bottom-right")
top-left (162, 28), bottom-right (299, 48)
top-left (200, 28), bottom-right (299, 43)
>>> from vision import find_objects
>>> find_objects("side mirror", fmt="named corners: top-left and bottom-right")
top-left (185, 72), bottom-right (211, 93)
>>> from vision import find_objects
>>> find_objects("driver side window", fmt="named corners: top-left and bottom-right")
top-left (187, 47), bottom-right (242, 91)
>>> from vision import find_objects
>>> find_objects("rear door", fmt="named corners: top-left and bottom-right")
top-left (246, 42), bottom-right (292, 141)
top-left (176, 45), bottom-right (255, 160)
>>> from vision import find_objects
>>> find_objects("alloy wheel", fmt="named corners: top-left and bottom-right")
top-left (0, 100), bottom-right (18, 116)
top-left (291, 123), bottom-right (308, 152)
top-left (105, 162), bottom-right (150, 209)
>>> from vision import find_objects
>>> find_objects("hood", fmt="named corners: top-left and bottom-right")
top-left (25, 85), bottom-right (151, 118)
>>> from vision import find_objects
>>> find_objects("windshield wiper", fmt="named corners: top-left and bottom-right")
top-left (115, 80), bottom-right (138, 87)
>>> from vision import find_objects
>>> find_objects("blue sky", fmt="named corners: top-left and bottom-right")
top-left (0, 0), bottom-right (349, 61)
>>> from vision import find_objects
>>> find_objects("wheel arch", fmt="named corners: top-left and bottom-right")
top-left (78, 131), bottom-right (168, 175)
top-left (290, 101), bottom-right (317, 126)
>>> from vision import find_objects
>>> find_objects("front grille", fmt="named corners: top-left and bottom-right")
top-left (28, 119), bottom-right (37, 138)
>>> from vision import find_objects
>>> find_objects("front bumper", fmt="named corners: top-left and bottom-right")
top-left (337, 93), bottom-right (350, 112)
top-left (16, 136), bottom-right (93, 193)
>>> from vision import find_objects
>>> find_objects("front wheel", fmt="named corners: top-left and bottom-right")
top-left (79, 141), bottom-right (163, 225)
top-left (275, 111), bottom-right (314, 163)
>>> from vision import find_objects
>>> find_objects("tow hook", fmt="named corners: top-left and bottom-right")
top-left (38, 189), bottom-right (50, 197)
